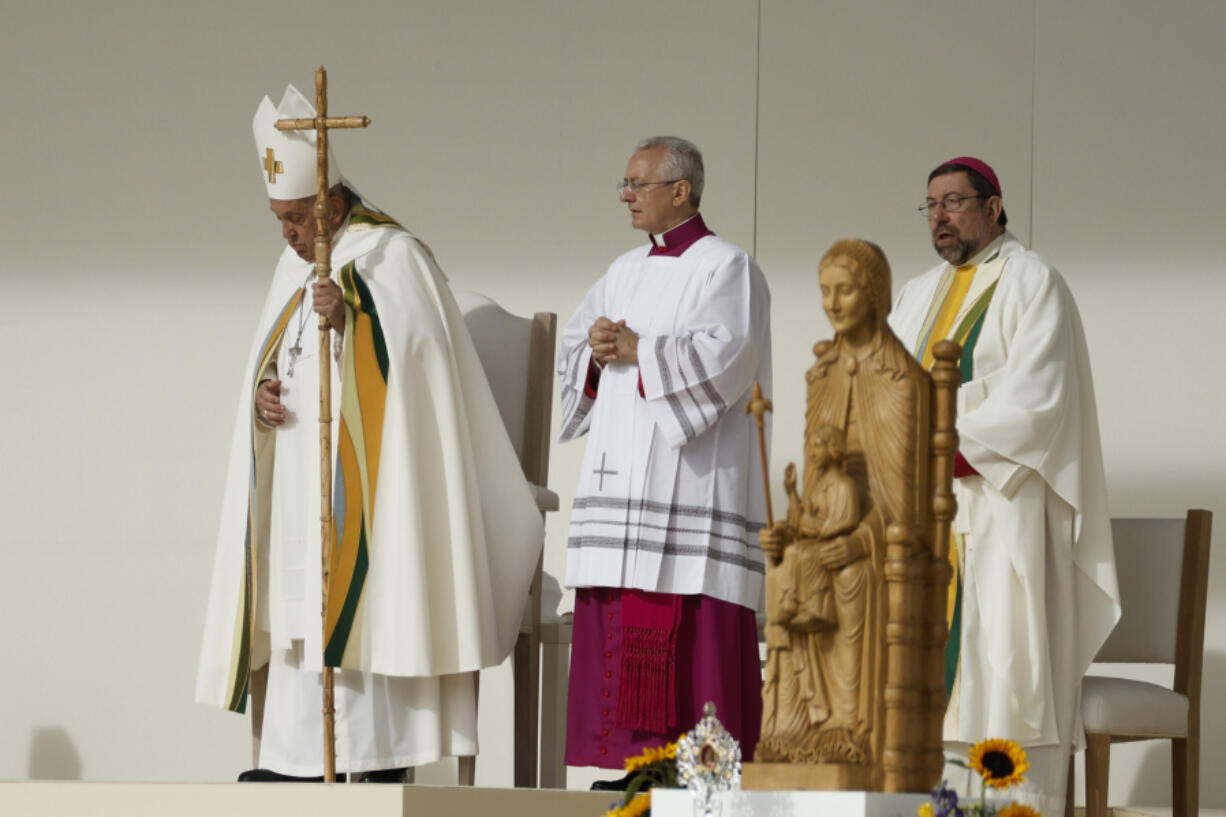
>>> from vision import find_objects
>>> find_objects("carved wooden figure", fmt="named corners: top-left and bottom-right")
top-left (745, 239), bottom-right (960, 793)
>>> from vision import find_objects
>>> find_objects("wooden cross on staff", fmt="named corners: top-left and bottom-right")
top-left (274, 65), bottom-right (370, 784)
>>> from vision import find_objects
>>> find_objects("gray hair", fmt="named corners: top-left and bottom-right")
top-left (635, 135), bottom-right (704, 207)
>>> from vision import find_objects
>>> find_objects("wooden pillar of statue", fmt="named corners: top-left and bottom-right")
top-left (882, 522), bottom-right (922, 791)
top-left (923, 341), bottom-right (962, 784)
top-left (744, 240), bottom-right (958, 794)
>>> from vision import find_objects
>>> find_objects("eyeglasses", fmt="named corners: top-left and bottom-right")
top-left (618, 179), bottom-right (682, 194)
top-left (917, 193), bottom-right (985, 217)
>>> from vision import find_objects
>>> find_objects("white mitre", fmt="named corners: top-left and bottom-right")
top-left (252, 84), bottom-right (341, 200)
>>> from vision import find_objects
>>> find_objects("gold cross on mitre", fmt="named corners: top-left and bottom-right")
top-left (263, 148), bottom-right (283, 183)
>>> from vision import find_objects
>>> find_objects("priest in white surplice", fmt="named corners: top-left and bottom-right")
top-left (890, 157), bottom-right (1120, 815)
top-left (558, 136), bottom-right (771, 785)
top-left (196, 85), bottom-right (543, 782)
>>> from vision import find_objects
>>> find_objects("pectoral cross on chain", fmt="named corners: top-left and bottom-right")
top-left (286, 343), bottom-right (303, 377)
top-left (593, 451), bottom-right (619, 490)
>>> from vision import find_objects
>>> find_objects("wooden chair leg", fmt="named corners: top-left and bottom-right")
top-left (539, 631), bottom-right (570, 789)
top-left (458, 756), bottom-right (476, 786)
top-left (513, 553), bottom-right (543, 788)
top-left (1065, 753), bottom-right (1075, 817)
top-left (1084, 732), bottom-right (1111, 817)
top-left (1172, 735), bottom-right (1196, 817)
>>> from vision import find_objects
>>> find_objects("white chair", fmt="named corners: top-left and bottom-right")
top-left (1071, 509), bottom-right (1212, 817)
top-left (455, 291), bottom-right (558, 787)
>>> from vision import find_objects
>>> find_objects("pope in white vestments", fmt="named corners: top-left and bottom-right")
top-left (890, 157), bottom-right (1120, 814)
top-left (195, 85), bottom-right (543, 780)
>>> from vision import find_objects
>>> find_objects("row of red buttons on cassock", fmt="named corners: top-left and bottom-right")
top-left (599, 596), bottom-right (618, 755)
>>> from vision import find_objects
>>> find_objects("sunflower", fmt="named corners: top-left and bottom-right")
top-left (998, 803), bottom-right (1041, 817)
top-left (624, 741), bottom-right (679, 772)
top-left (968, 738), bottom-right (1029, 789)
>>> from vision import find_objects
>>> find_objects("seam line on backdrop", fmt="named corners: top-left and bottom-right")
top-left (1029, 0), bottom-right (1037, 247)
top-left (752, 0), bottom-right (762, 258)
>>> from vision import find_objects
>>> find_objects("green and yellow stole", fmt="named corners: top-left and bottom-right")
top-left (913, 254), bottom-right (1001, 697)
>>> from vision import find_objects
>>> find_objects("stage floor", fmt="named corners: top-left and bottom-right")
top-left (0, 782), bottom-right (617, 817)
top-left (0, 783), bottom-right (1216, 817)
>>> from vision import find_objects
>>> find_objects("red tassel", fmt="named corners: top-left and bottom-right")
top-left (615, 590), bottom-right (681, 732)
top-left (616, 626), bottom-right (674, 731)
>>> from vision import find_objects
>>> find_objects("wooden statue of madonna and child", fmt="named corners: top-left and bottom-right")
top-left (742, 239), bottom-right (962, 794)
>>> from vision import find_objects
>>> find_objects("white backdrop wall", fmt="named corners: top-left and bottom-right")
top-left (1, 0), bottom-right (1222, 808)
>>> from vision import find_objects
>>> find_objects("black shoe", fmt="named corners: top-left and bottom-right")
top-left (590, 772), bottom-right (639, 792)
top-left (237, 768), bottom-right (347, 782)
top-left (359, 767), bottom-right (408, 783)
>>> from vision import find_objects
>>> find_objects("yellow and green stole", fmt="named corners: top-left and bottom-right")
top-left (323, 199), bottom-right (401, 666)
top-left (913, 253), bottom-right (1000, 698)
top-left (228, 205), bottom-right (401, 709)
top-left (324, 256), bottom-right (390, 666)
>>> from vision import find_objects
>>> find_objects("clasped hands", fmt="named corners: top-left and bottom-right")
top-left (588, 316), bottom-right (639, 366)
top-left (254, 279), bottom-right (346, 428)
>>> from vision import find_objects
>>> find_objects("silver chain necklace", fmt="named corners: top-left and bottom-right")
top-left (285, 270), bottom-right (318, 377)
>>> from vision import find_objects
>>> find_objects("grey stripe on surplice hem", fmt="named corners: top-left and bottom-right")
top-left (568, 494), bottom-right (768, 573)
top-left (569, 516), bottom-right (757, 552)
top-left (566, 534), bottom-right (765, 573)
top-left (655, 335), bottom-right (697, 441)
top-left (571, 495), bottom-right (763, 532)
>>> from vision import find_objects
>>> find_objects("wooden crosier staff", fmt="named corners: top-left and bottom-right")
top-left (274, 65), bottom-right (370, 784)
top-left (744, 381), bottom-right (774, 527)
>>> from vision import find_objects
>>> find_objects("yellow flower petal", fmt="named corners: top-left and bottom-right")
top-left (999, 803), bottom-right (1041, 817)
top-left (623, 742), bottom-right (678, 772)
top-left (967, 738), bottom-right (1029, 789)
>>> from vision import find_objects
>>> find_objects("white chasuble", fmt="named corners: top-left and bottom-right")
top-left (198, 202), bottom-right (543, 772)
top-left (259, 294), bottom-right (477, 776)
top-left (259, 644), bottom-right (476, 776)
top-left (890, 233), bottom-right (1120, 813)
top-left (559, 235), bottom-right (772, 610)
